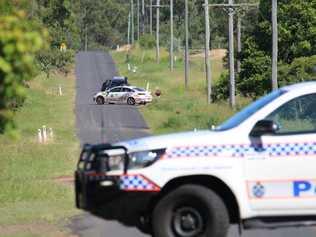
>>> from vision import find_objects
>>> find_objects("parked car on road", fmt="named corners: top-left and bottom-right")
top-left (101, 76), bottom-right (128, 91)
top-left (78, 82), bottom-right (316, 237)
top-left (93, 85), bottom-right (152, 105)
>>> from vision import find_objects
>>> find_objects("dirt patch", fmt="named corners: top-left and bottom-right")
top-left (0, 222), bottom-right (77, 237)
top-left (190, 48), bottom-right (227, 60)
top-left (116, 44), bottom-right (132, 52)
top-left (54, 175), bottom-right (74, 186)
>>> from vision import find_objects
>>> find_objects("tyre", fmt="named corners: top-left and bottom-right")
top-left (96, 96), bottom-right (105, 105)
top-left (152, 185), bottom-right (229, 237)
top-left (127, 97), bottom-right (136, 105)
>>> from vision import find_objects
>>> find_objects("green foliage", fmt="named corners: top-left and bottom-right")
top-left (212, 71), bottom-right (229, 101)
top-left (278, 55), bottom-right (316, 87)
top-left (216, 0), bottom-right (316, 100)
top-left (0, 11), bottom-right (48, 133)
top-left (36, 49), bottom-right (74, 78)
top-left (257, 0), bottom-right (316, 63)
top-left (139, 34), bottom-right (156, 49)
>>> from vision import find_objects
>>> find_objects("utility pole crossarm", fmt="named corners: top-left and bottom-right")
top-left (205, 3), bottom-right (259, 8)
top-left (147, 5), bottom-right (169, 8)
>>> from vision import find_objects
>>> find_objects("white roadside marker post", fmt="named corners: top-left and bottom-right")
top-left (38, 129), bottom-right (43, 143)
top-left (42, 125), bottom-right (47, 143)
top-left (58, 85), bottom-right (63, 96)
top-left (49, 128), bottom-right (54, 141)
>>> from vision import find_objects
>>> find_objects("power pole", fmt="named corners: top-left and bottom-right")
top-left (272, 0), bottom-right (278, 90)
top-left (204, 0), bottom-right (212, 104)
top-left (206, 2), bottom-right (258, 108)
top-left (185, 0), bottom-right (189, 88)
top-left (237, 15), bottom-right (242, 73)
top-left (84, 6), bottom-right (88, 51)
top-left (156, 0), bottom-right (160, 63)
top-left (85, 25), bottom-right (88, 51)
top-left (141, 0), bottom-right (145, 34)
top-left (131, 0), bottom-right (135, 44)
top-left (150, 0), bottom-right (153, 35)
top-left (128, 12), bottom-right (131, 45)
top-left (31, 0), bottom-right (35, 18)
top-left (170, 0), bottom-right (174, 71)
top-left (137, 0), bottom-right (140, 40)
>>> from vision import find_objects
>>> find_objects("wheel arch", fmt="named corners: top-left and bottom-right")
top-left (148, 175), bottom-right (241, 224)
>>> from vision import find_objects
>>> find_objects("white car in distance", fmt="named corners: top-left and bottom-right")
top-left (93, 86), bottom-right (152, 105)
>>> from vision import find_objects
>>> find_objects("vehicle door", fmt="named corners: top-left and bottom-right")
top-left (121, 87), bottom-right (133, 103)
top-left (107, 87), bottom-right (122, 103)
top-left (245, 93), bottom-right (316, 213)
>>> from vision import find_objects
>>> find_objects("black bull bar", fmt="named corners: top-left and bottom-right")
top-left (74, 143), bottom-right (129, 209)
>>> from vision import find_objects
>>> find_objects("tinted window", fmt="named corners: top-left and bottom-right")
top-left (265, 93), bottom-right (316, 134)
top-left (110, 87), bottom-right (122, 92)
top-left (122, 88), bottom-right (132, 92)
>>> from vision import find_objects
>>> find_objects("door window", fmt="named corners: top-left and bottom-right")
top-left (265, 93), bottom-right (316, 134)
top-left (109, 87), bottom-right (122, 93)
top-left (122, 88), bottom-right (132, 92)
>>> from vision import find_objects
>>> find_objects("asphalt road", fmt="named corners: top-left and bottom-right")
top-left (71, 51), bottom-right (316, 237)
top-left (75, 51), bottom-right (148, 145)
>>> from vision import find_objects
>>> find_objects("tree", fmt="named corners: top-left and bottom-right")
top-left (0, 11), bottom-right (48, 133)
top-left (215, 0), bottom-right (316, 100)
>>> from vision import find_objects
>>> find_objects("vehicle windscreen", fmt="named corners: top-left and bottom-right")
top-left (216, 89), bottom-right (287, 131)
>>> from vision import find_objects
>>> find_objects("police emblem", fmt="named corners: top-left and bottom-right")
top-left (252, 182), bottom-right (265, 198)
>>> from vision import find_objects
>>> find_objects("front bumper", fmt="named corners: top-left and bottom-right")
top-left (74, 144), bottom-right (159, 224)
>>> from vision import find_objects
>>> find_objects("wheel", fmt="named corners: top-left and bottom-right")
top-left (127, 97), bottom-right (136, 105)
top-left (96, 96), bottom-right (105, 105)
top-left (152, 185), bottom-right (229, 237)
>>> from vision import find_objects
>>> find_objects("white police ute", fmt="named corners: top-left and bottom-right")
top-left (76, 82), bottom-right (316, 237)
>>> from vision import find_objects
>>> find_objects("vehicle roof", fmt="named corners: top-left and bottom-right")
top-left (109, 85), bottom-right (144, 90)
top-left (112, 76), bottom-right (126, 80)
top-left (281, 81), bottom-right (316, 92)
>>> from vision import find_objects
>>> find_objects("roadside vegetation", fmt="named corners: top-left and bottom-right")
top-left (0, 71), bottom-right (79, 236)
top-left (112, 46), bottom-right (248, 134)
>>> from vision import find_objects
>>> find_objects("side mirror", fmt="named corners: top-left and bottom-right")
top-left (250, 119), bottom-right (279, 137)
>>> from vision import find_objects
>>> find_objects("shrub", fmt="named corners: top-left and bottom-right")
top-left (0, 11), bottom-right (48, 133)
top-left (138, 34), bottom-right (156, 50)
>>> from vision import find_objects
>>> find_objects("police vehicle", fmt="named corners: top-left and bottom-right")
top-left (76, 82), bottom-right (316, 237)
top-left (93, 85), bottom-right (152, 105)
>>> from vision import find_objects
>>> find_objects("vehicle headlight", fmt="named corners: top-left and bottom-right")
top-left (104, 148), bottom-right (165, 171)
top-left (107, 154), bottom-right (126, 171)
top-left (128, 148), bottom-right (166, 170)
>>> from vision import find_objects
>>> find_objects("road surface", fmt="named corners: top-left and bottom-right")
top-left (70, 51), bottom-right (316, 237)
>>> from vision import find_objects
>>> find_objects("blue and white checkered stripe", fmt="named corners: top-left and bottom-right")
top-left (166, 142), bottom-right (316, 159)
top-left (120, 175), bottom-right (160, 191)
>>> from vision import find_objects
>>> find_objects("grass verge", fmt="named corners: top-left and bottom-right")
top-left (112, 46), bottom-right (248, 134)
top-left (0, 71), bottom-right (79, 236)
